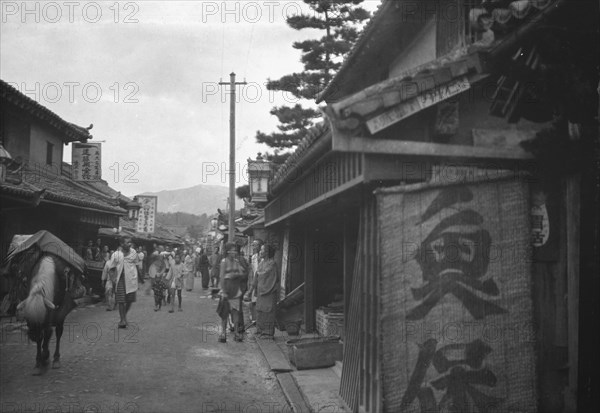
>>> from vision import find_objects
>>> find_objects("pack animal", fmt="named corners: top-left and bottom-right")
top-left (16, 253), bottom-right (79, 375)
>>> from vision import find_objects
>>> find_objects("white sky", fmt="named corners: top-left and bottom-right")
top-left (0, 0), bottom-right (381, 198)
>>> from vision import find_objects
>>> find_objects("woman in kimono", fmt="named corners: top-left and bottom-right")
top-left (247, 244), bottom-right (279, 338)
top-left (183, 250), bottom-right (194, 291)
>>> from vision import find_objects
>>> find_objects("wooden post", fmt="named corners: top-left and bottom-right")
top-left (218, 73), bottom-right (247, 242)
top-left (304, 226), bottom-right (315, 333)
top-left (565, 123), bottom-right (581, 411)
top-left (343, 212), bottom-right (353, 336)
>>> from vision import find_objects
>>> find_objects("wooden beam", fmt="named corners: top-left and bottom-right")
top-left (332, 134), bottom-right (534, 161)
top-left (304, 226), bottom-right (315, 333)
top-left (265, 175), bottom-right (364, 227)
top-left (363, 154), bottom-right (434, 183)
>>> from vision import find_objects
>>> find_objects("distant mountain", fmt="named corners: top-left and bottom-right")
top-left (141, 184), bottom-right (236, 215)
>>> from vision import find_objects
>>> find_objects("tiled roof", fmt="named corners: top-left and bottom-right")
top-left (270, 122), bottom-right (331, 191)
top-left (271, 0), bottom-right (564, 194)
top-left (0, 164), bottom-right (126, 214)
top-left (82, 180), bottom-right (133, 204)
top-left (1, 79), bottom-right (92, 143)
top-left (240, 215), bottom-right (265, 235)
top-left (317, 0), bottom-right (560, 103)
top-left (327, 48), bottom-right (485, 129)
top-left (98, 217), bottom-right (185, 245)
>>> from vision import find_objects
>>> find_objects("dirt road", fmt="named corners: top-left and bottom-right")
top-left (0, 283), bottom-right (288, 413)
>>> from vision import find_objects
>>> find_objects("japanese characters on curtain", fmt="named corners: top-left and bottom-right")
top-left (72, 142), bottom-right (101, 181)
top-left (136, 195), bottom-right (157, 233)
top-left (377, 175), bottom-right (536, 413)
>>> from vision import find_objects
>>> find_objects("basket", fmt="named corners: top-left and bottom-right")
top-left (316, 309), bottom-right (344, 338)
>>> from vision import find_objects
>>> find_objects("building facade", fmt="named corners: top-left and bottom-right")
top-left (265, 1), bottom-right (598, 412)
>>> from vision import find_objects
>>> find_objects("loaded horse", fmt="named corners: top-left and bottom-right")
top-left (6, 231), bottom-right (86, 375)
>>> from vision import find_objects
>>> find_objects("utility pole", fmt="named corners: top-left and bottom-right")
top-left (219, 72), bottom-right (247, 243)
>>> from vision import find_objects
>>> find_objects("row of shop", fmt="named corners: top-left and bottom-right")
top-left (249, 1), bottom-right (598, 412)
top-left (0, 79), bottom-right (184, 299)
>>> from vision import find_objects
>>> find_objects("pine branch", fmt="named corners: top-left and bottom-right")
top-left (255, 0), bottom-right (371, 150)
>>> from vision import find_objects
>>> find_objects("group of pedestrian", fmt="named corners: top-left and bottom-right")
top-left (99, 236), bottom-right (280, 340)
top-left (148, 245), bottom-right (186, 312)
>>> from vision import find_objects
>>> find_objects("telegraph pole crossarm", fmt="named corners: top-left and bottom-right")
top-left (218, 72), bottom-right (247, 243)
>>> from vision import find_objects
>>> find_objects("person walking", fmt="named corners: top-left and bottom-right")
top-left (198, 248), bottom-right (210, 289)
top-left (216, 243), bottom-right (247, 343)
top-left (166, 253), bottom-right (184, 313)
top-left (152, 271), bottom-right (168, 311)
top-left (107, 237), bottom-right (139, 328)
top-left (209, 247), bottom-right (221, 288)
top-left (183, 250), bottom-right (194, 291)
top-left (247, 239), bottom-right (263, 323)
top-left (135, 243), bottom-right (145, 285)
top-left (247, 244), bottom-right (279, 339)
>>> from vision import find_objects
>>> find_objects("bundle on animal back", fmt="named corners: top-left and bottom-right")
top-left (18, 255), bottom-right (58, 327)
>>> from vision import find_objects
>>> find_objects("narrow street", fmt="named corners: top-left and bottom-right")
top-left (0, 283), bottom-right (287, 413)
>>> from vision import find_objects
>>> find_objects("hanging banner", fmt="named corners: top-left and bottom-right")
top-left (280, 227), bottom-right (290, 300)
top-left (72, 142), bottom-right (102, 181)
top-left (376, 175), bottom-right (537, 413)
top-left (136, 195), bottom-right (157, 233)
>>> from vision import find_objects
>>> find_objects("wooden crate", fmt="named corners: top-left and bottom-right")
top-left (316, 309), bottom-right (344, 338)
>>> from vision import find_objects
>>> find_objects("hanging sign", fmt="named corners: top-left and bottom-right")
top-left (280, 227), bottom-right (290, 300)
top-left (72, 142), bottom-right (101, 181)
top-left (530, 187), bottom-right (559, 261)
top-left (366, 77), bottom-right (470, 134)
top-left (136, 195), bottom-right (157, 233)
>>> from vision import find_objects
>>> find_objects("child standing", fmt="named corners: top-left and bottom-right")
top-left (152, 273), bottom-right (167, 311)
top-left (167, 254), bottom-right (184, 313)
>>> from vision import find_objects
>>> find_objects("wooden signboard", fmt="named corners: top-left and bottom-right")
top-left (280, 227), bottom-right (290, 300)
top-left (72, 142), bottom-right (101, 181)
top-left (136, 195), bottom-right (157, 233)
top-left (366, 77), bottom-right (470, 134)
top-left (376, 175), bottom-right (537, 413)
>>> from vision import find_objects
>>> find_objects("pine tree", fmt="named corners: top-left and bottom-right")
top-left (256, 0), bottom-right (370, 156)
